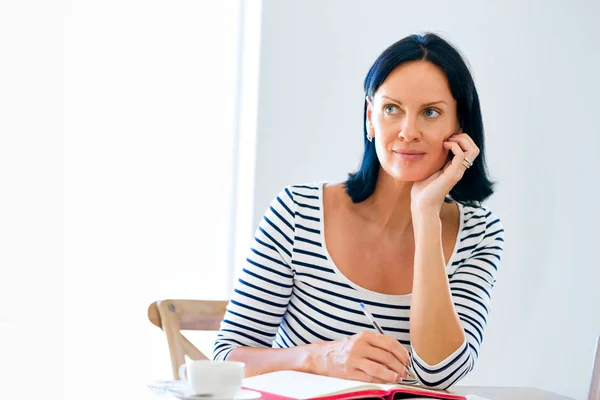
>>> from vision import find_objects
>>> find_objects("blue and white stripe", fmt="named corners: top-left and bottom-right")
top-left (213, 182), bottom-right (504, 390)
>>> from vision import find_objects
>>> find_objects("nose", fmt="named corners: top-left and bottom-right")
top-left (398, 114), bottom-right (421, 141)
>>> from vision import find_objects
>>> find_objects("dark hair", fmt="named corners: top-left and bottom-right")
top-left (345, 33), bottom-right (494, 206)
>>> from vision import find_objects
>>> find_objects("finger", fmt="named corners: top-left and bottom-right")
top-left (366, 333), bottom-right (410, 366)
top-left (448, 131), bottom-right (471, 142)
top-left (443, 141), bottom-right (468, 170)
top-left (358, 346), bottom-right (407, 378)
top-left (447, 134), bottom-right (474, 154)
top-left (443, 142), bottom-right (471, 183)
top-left (447, 133), bottom-right (479, 162)
top-left (356, 359), bottom-right (401, 384)
top-left (347, 368), bottom-right (388, 384)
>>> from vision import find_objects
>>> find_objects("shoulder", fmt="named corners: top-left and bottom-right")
top-left (459, 203), bottom-right (505, 247)
top-left (268, 182), bottom-right (326, 213)
top-left (275, 181), bottom-right (329, 203)
top-left (288, 182), bottom-right (323, 199)
top-left (451, 203), bottom-right (505, 276)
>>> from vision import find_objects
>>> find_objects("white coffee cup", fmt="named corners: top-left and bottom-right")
top-left (178, 360), bottom-right (245, 399)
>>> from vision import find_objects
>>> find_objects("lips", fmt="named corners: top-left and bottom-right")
top-left (393, 150), bottom-right (425, 161)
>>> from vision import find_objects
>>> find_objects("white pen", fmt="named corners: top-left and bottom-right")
top-left (359, 302), bottom-right (416, 382)
top-left (359, 301), bottom-right (385, 334)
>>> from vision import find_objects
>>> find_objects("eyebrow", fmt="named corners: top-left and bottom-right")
top-left (381, 95), bottom-right (447, 107)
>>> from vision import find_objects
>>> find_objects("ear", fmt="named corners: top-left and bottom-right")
top-left (365, 96), bottom-right (374, 129)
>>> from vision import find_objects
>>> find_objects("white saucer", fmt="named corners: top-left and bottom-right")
top-left (182, 389), bottom-right (261, 400)
top-left (148, 381), bottom-right (261, 399)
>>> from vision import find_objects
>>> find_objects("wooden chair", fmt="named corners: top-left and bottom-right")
top-left (148, 299), bottom-right (228, 379)
top-left (588, 334), bottom-right (600, 400)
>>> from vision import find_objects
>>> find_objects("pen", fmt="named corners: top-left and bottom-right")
top-left (359, 302), bottom-right (416, 382)
top-left (359, 301), bottom-right (385, 334)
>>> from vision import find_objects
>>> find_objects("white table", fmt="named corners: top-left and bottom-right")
top-left (148, 386), bottom-right (574, 400)
top-left (451, 386), bottom-right (574, 399)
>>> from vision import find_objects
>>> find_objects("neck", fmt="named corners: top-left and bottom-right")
top-left (357, 169), bottom-right (414, 234)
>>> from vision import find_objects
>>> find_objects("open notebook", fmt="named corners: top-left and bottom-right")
top-left (242, 371), bottom-right (466, 400)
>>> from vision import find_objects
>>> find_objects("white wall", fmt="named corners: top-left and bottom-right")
top-left (252, 1), bottom-right (600, 398)
top-left (0, 2), bottom-right (66, 399)
top-left (63, 1), bottom-right (241, 398)
top-left (3, 1), bottom-right (258, 398)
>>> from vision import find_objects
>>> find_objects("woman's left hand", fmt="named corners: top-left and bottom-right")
top-left (410, 132), bottom-right (479, 215)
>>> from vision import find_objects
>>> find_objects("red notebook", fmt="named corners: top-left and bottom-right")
top-left (242, 371), bottom-right (466, 400)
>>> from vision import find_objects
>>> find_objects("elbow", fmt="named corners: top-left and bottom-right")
top-left (413, 370), bottom-right (468, 390)
top-left (412, 362), bottom-right (471, 390)
top-left (410, 344), bottom-right (474, 390)
top-left (212, 341), bottom-right (237, 361)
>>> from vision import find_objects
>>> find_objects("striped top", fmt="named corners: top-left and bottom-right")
top-left (213, 182), bottom-right (505, 390)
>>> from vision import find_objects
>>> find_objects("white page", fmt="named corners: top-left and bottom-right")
top-left (243, 371), bottom-right (379, 399)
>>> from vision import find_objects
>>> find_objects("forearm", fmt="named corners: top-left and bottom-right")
top-left (410, 212), bottom-right (465, 365)
top-left (226, 345), bottom-right (313, 377)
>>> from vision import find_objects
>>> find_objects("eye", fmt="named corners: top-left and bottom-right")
top-left (384, 104), bottom-right (399, 115)
top-left (424, 108), bottom-right (441, 118)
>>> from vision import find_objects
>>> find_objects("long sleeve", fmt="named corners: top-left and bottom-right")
top-left (213, 187), bottom-right (296, 361)
top-left (411, 208), bottom-right (505, 389)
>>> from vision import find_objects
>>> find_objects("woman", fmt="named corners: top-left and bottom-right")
top-left (213, 33), bottom-right (504, 390)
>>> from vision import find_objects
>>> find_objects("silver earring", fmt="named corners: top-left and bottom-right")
top-left (366, 126), bottom-right (373, 142)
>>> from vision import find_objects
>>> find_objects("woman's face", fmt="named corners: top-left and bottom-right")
top-left (367, 60), bottom-right (459, 182)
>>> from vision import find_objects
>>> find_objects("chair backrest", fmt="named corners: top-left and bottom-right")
top-left (589, 334), bottom-right (600, 400)
top-left (148, 299), bottom-right (228, 379)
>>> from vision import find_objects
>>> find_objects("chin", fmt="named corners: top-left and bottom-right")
top-left (385, 167), bottom-right (435, 182)
top-left (380, 154), bottom-right (446, 182)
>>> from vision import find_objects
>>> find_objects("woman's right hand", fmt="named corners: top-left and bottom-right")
top-left (308, 331), bottom-right (412, 383)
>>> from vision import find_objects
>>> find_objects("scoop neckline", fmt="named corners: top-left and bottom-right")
top-left (317, 181), bottom-right (464, 300)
